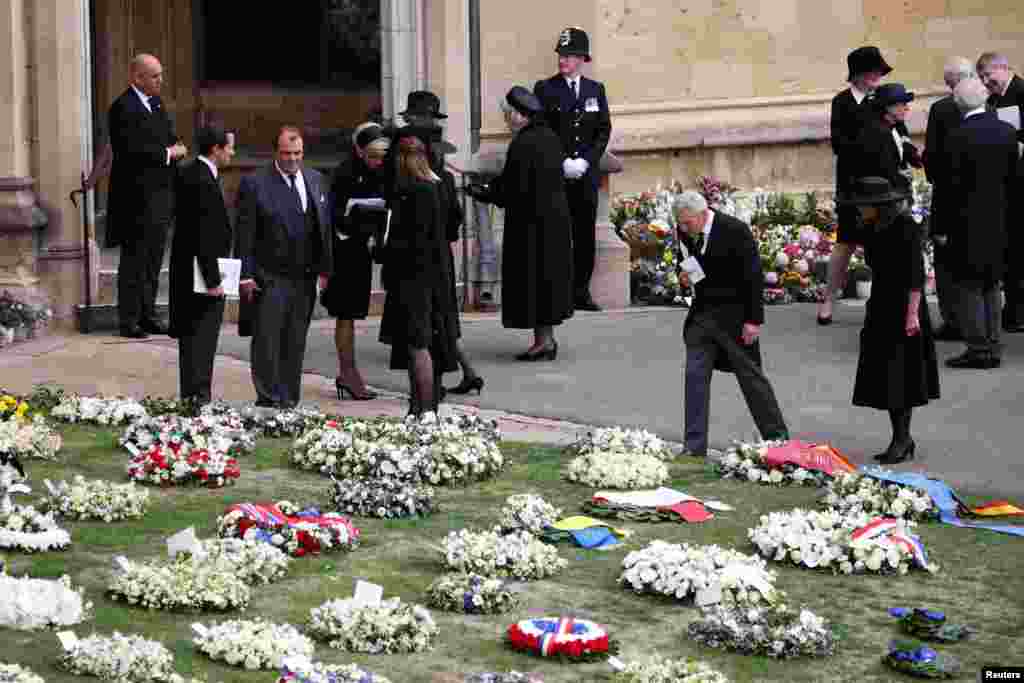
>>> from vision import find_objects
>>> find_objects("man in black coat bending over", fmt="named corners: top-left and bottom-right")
top-left (168, 126), bottom-right (235, 404)
top-left (534, 27), bottom-right (612, 312)
top-left (105, 54), bottom-right (188, 338)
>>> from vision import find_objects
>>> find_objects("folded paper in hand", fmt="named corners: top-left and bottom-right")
top-left (681, 256), bottom-right (706, 285)
top-left (344, 197), bottom-right (386, 216)
top-left (193, 257), bottom-right (241, 296)
top-left (340, 199), bottom-right (391, 248)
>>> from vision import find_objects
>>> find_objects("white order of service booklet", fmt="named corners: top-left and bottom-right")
top-left (193, 257), bottom-right (241, 297)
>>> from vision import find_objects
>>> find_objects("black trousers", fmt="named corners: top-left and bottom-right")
top-left (117, 190), bottom-right (172, 328)
top-left (251, 273), bottom-right (316, 407)
top-left (958, 280), bottom-right (1001, 357)
top-left (932, 242), bottom-right (960, 331)
top-left (565, 179), bottom-right (598, 300)
top-left (178, 297), bottom-right (225, 403)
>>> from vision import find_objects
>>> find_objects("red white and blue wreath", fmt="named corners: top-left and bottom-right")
top-left (506, 616), bottom-right (618, 661)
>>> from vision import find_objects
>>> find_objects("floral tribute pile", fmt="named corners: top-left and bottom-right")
top-left (619, 540), bottom-right (777, 606)
top-left (506, 616), bottom-right (616, 662)
top-left (498, 493), bottom-right (562, 535)
top-left (426, 573), bottom-right (520, 615)
top-left (126, 444), bottom-right (240, 488)
top-left (686, 603), bottom-right (836, 659)
top-left (440, 528), bottom-right (567, 581)
top-left (884, 640), bottom-right (960, 679)
top-left (217, 500), bottom-right (360, 557)
top-left (42, 475), bottom-right (150, 521)
top-left (0, 572), bottom-right (92, 630)
top-left (307, 596), bottom-right (438, 654)
top-left (716, 440), bottom-right (855, 487)
top-left (821, 472), bottom-right (939, 522)
top-left (121, 413), bottom-right (256, 460)
top-left (755, 223), bottom-right (833, 304)
top-left (196, 537), bottom-right (292, 585)
top-left (564, 452), bottom-right (668, 490)
top-left (51, 395), bottom-right (148, 426)
top-left (278, 658), bottom-right (393, 683)
top-left (612, 655), bottom-right (730, 683)
top-left (192, 618), bottom-right (314, 670)
top-left (888, 608), bottom-right (973, 642)
top-left (748, 509), bottom-right (938, 575)
top-left (328, 475), bottom-right (435, 519)
top-left (0, 415), bottom-right (62, 461)
top-left (566, 427), bottom-right (672, 461)
top-left (0, 503), bottom-right (71, 553)
top-left (56, 631), bottom-right (194, 682)
top-left (0, 663), bottom-right (45, 683)
top-left (291, 413), bottom-right (504, 487)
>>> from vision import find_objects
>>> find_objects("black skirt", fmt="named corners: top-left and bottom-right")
top-left (379, 279), bottom-right (459, 373)
top-left (320, 236), bottom-right (372, 319)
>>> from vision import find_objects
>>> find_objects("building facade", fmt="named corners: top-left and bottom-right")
top-left (1, 0), bottom-right (1022, 326)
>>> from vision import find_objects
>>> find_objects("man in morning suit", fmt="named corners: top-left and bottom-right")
top-left (168, 126), bottom-right (235, 405)
top-left (534, 27), bottom-right (612, 311)
top-left (944, 78), bottom-right (1019, 370)
top-left (675, 191), bottom-right (788, 458)
top-left (977, 52), bottom-right (1024, 333)
top-left (924, 57), bottom-right (975, 342)
top-left (236, 126), bottom-right (333, 408)
top-left (105, 54), bottom-right (188, 338)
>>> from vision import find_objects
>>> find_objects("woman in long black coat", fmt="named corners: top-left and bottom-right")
top-left (378, 129), bottom-right (460, 415)
top-left (844, 177), bottom-right (939, 465)
top-left (323, 123), bottom-right (391, 401)
top-left (469, 86), bottom-right (574, 360)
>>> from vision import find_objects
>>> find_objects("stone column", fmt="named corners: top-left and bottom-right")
top-left (31, 0), bottom-right (92, 326)
top-left (381, 0), bottom-right (421, 119)
top-left (590, 154), bottom-right (630, 309)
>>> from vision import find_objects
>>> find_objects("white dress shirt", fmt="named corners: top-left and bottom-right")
top-left (198, 155), bottom-right (218, 180)
top-left (276, 163), bottom-right (308, 212)
top-left (699, 209), bottom-right (714, 255)
top-left (964, 106), bottom-right (987, 120)
top-left (891, 126), bottom-right (904, 162)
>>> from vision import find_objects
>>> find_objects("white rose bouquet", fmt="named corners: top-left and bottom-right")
top-left (716, 440), bottom-right (830, 487)
top-left (329, 476), bottom-right (436, 518)
top-left (196, 537), bottom-right (291, 585)
top-left (57, 632), bottom-right (183, 682)
top-left (498, 494), bottom-right (562, 535)
top-left (619, 540), bottom-right (777, 606)
top-left (307, 597), bottom-right (439, 654)
top-left (426, 573), bottom-right (521, 614)
top-left (567, 427), bottom-right (672, 461)
top-left (564, 451), bottom-right (669, 490)
top-left (0, 663), bottom-right (45, 683)
top-left (821, 472), bottom-right (938, 522)
top-left (43, 475), bottom-right (150, 521)
top-left (686, 603), bottom-right (837, 659)
top-left (0, 573), bottom-right (92, 630)
top-left (51, 395), bottom-right (148, 426)
top-left (440, 528), bottom-right (568, 580)
top-left (277, 659), bottom-right (393, 683)
top-left (0, 503), bottom-right (71, 552)
top-left (107, 554), bottom-right (251, 611)
top-left (252, 406), bottom-right (326, 438)
top-left (613, 655), bottom-right (731, 683)
top-left (0, 416), bottom-right (62, 461)
top-left (193, 619), bottom-right (314, 670)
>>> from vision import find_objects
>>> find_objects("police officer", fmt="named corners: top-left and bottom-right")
top-left (534, 27), bottom-right (612, 311)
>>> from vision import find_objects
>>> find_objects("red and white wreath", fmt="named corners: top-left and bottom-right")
top-left (507, 616), bottom-right (612, 659)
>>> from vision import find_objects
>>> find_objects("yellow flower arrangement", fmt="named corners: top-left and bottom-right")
top-left (0, 394), bottom-right (30, 421)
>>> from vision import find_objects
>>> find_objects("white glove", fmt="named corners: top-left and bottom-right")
top-left (574, 158), bottom-right (590, 176)
top-left (563, 158), bottom-right (582, 179)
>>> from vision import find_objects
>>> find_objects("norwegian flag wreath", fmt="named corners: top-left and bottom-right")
top-left (506, 616), bottom-right (617, 662)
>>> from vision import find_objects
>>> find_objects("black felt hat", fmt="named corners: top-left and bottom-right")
top-left (847, 46), bottom-right (893, 82)
top-left (556, 27), bottom-right (591, 62)
top-left (505, 86), bottom-right (543, 117)
top-left (399, 91), bottom-right (447, 119)
top-left (871, 83), bottom-right (914, 109)
top-left (836, 176), bottom-right (911, 206)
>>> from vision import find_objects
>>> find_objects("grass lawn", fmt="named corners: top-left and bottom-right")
top-left (2, 425), bottom-right (1023, 682)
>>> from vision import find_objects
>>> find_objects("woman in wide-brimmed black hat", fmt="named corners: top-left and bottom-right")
top-left (838, 177), bottom-right (939, 465)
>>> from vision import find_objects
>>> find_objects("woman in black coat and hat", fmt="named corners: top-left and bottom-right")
top-left (467, 86), bottom-right (574, 360)
top-left (842, 177), bottom-right (939, 465)
top-left (322, 122), bottom-right (391, 400)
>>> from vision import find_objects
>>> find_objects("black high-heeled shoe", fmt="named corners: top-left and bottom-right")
top-left (515, 342), bottom-right (559, 362)
top-left (336, 377), bottom-right (376, 401)
top-left (447, 376), bottom-right (484, 395)
top-left (877, 439), bottom-right (915, 465)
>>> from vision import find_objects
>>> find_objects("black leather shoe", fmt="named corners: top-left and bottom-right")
top-left (119, 326), bottom-right (148, 339)
top-left (1003, 323), bottom-right (1024, 333)
top-left (576, 298), bottom-right (602, 312)
top-left (945, 351), bottom-right (996, 369)
top-left (139, 319), bottom-right (169, 335)
top-left (933, 326), bottom-right (963, 341)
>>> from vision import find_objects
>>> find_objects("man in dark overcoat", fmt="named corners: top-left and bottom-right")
top-left (168, 126), bottom-right (235, 404)
top-left (945, 77), bottom-right (1019, 369)
top-left (977, 52), bottom-right (1024, 332)
top-left (924, 57), bottom-right (975, 341)
top-left (105, 53), bottom-right (188, 338)
top-left (236, 126), bottom-right (333, 408)
top-left (534, 27), bottom-right (612, 312)
top-left (675, 191), bottom-right (789, 458)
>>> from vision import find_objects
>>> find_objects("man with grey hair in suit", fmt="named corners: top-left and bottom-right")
top-left (924, 57), bottom-right (975, 342)
top-left (236, 126), bottom-right (333, 407)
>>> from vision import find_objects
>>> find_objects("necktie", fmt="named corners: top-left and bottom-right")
top-left (571, 80), bottom-right (578, 100)
top-left (694, 233), bottom-right (705, 254)
top-left (149, 96), bottom-right (161, 113)
top-left (288, 174), bottom-right (303, 211)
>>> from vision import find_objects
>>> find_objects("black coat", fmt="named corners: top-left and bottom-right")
top-left (946, 111), bottom-right (1019, 284)
top-left (682, 211), bottom-right (764, 371)
top-left (533, 74), bottom-right (612, 192)
top-left (853, 118), bottom-right (916, 195)
top-left (168, 159), bottom-right (232, 338)
top-left (483, 121), bottom-right (574, 329)
top-left (831, 89), bottom-right (874, 194)
top-left (988, 74), bottom-right (1024, 144)
top-left (105, 88), bottom-right (178, 248)
top-left (923, 95), bottom-right (962, 237)
top-left (853, 213), bottom-right (939, 410)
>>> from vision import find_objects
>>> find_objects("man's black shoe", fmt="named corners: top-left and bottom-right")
top-left (119, 326), bottom-right (148, 339)
top-left (933, 326), bottom-right (963, 342)
top-left (139, 319), bottom-right (169, 335)
top-left (945, 351), bottom-right (997, 369)
top-left (1003, 322), bottom-right (1024, 333)
top-left (575, 298), bottom-right (602, 312)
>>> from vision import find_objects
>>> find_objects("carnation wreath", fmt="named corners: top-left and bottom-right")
top-left (498, 493), bottom-right (561, 535)
top-left (50, 395), bottom-right (148, 426)
top-left (329, 475), bottom-right (436, 519)
top-left (277, 658), bottom-right (393, 683)
top-left (822, 472), bottom-right (939, 522)
top-left (43, 475), bottom-right (150, 522)
top-left (217, 500), bottom-right (360, 557)
top-left (0, 663), bottom-right (45, 683)
top-left (506, 616), bottom-right (617, 662)
top-left (307, 597), bottom-right (439, 654)
top-left (121, 413), bottom-right (256, 460)
top-left (192, 618), bottom-right (314, 670)
top-left (107, 553), bottom-right (251, 612)
top-left (686, 603), bottom-right (836, 659)
top-left (426, 573), bottom-right (520, 614)
top-left (565, 427), bottom-right (673, 461)
top-left (0, 503), bottom-right (71, 553)
top-left (56, 631), bottom-right (185, 682)
top-left (0, 572), bottom-right (92, 630)
top-left (0, 416), bottom-right (62, 461)
top-left (612, 655), bottom-right (731, 683)
top-left (127, 444), bottom-right (240, 488)
top-left (440, 528), bottom-right (568, 581)
top-left (563, 452), bottom-right (669, 490)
